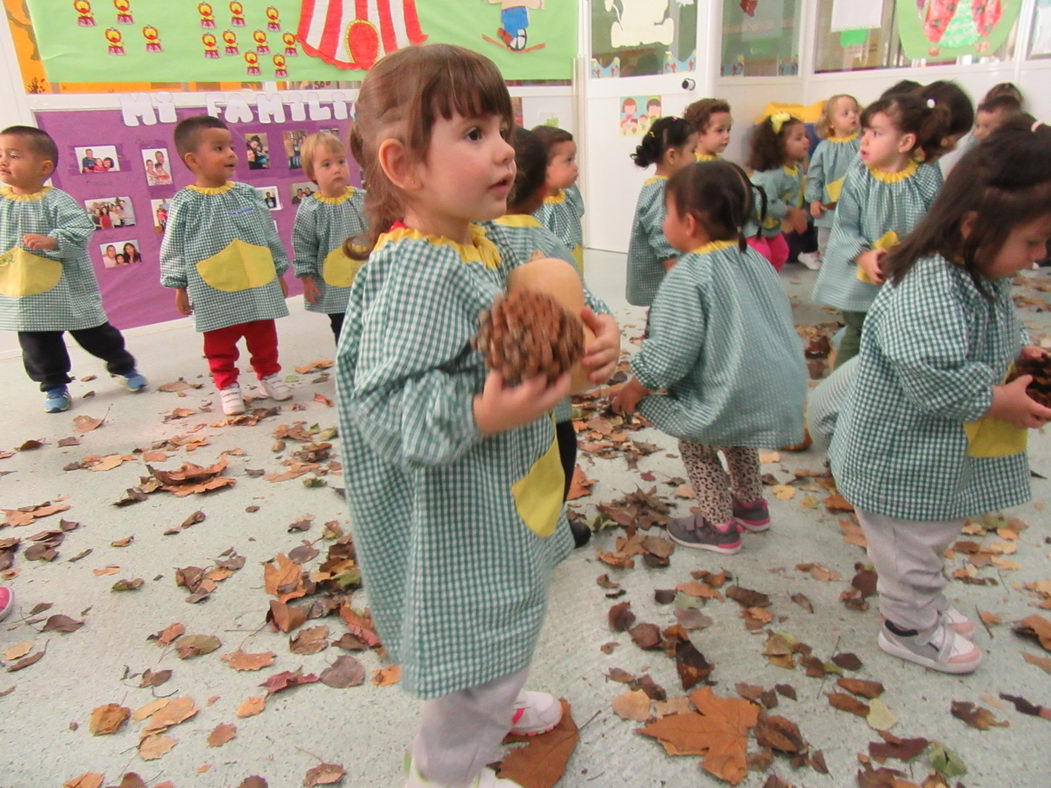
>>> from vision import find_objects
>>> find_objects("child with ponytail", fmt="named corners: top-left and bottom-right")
top-left (746, 113), bottom-right (810, 271)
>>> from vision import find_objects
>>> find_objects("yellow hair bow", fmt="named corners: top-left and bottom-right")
top-left (770, 112), bottom-right (792, 135)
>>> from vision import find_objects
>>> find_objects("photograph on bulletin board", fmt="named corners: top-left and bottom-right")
top-left (290, 181), bottom-right (316, 205)
top-left (619, 96), bottom-right (662, 136)
top-left (590, 0), bottom-right (697, 77)
top-left (896, 0), bottom-right (1022, 59)
top-left (99, 239), bottom-right (142, 268)
top-left (141, 148), bottom-right (174, 186)
top-left (75, 145), bottom-right (121, 174)
top-left (150, 198), bottom-right (170, 233)
top-left (256, 186), bottom-right (282, 211)
top-left (85, 195), bottom-right (136, 229)
top-left (721, 0), bottom-right (801, 76)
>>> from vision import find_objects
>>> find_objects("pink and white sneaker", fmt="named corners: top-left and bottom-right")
top-left (510, 690), bottom-right (562, 736)
top-left (0, 586), bottom-right (14, 622)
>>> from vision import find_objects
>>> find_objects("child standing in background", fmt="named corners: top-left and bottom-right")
top-left (973, 93), bottom-right (1024, 142)
top-left (799, 94), bottom-right (860, 270)
top-left (626, 116), bottom-right (697, 309)
top-left (0, 125), bottom-right (146, 412)
top-left (683, 98), bottom-right (732, 162)
top-left (292, 131), bottom-right (368, 341)
top-left (160, 115), bottom-right (292, 416)
top-left (830, 120), bottom-right (1051, 673)
top-left (532, 125), bottom-right (585, 271)
top-left (811, 94), bottom-right (948, 368)
top-left (746, 113), bottom-right (810, 271)
top-left (613, 162), bottom-right (806, 553)
top-left (339, 45), bottom-right (618, 788)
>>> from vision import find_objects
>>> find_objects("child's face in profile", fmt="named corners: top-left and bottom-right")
top-left (189, 127), bottom-right (237, 186)
top-left (697, 112), bottom-right (732, 155)
top-left (983, 214), bottom-right (1051, 278)
top-left (782, 123), bottom-right (810, 163)
top-left (312, 146), bottom-right (349, 195)
top-left (973, 109), bottom-right (1003, 142)
top-left (0, 134), bottom-right (53, 192)
top-left (546, 140), bottom-right (578, 190)
top-left (662, 196), bottom-right (702, 254)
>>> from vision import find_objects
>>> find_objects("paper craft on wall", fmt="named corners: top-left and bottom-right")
top-left (591, 0), bottom-right (697, 78)
top-left (619, 96), bottom-right (661, 136)
top-left (896, 0), bottom-right (1022, 59)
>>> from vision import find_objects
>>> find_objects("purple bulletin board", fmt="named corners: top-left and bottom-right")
top-left (34, 107), bottom-right (359, 330)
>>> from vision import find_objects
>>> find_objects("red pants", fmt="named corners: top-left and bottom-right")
top-left (202, 319), bottom-right (280, 390)
top-left (747, 233), bottom-right (789, 272)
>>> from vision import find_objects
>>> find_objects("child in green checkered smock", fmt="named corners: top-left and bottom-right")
top-left (626, 116), bottom-right (697, 308)
top-left (746, 113), bottom-right (811, 271)
top-left (828, 122), bottom-right (1051, 675)
top-left (613, 161), bottom-right (806, 556)
top-left (811, 94), bottom-right (950, 369)
top-left (684, 97), bottom-right (733, 163)
top-left (0, 125), bottom-right (145, 413)
top-left (336, 46), bottom-right (621, 788)
top-left (532, 125), bottom-right (584, 271)
top-left (800, 94), bottom-right (860, 270)
top-left (160, 116), bottom-right (291, 416)
top-left (291, 132), bottom-right (368, 342)
top-left (484, 127), bottom-right (620, 551)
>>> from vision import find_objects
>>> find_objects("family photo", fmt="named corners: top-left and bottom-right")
top-left (74, 144), bottom-right (119, 173)
top-left (98, 239), bottom-right (142, 268)
top-left (141, 147), bottom-right (173, 186)
top-left (246, 133), bottom-right (270, 170)
top-left (150, 197), bottom-right (170, 232)
top-left (84, 195), bottom-right (135, 229)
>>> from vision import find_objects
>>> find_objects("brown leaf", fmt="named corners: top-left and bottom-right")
top-left (831, 652), bottom-right (863, 671)
top-left (754, 714), bottom-right (805, 754)
top-left (239, 778), bottom-right (269, 788)
top-left (837, 678), bottom-right (885, 699)
top-left (236, 696), bottom-right (266, 717)
top-left (173, 633), bottom-right (221, 658)
top-left (790, 592), bottom-right (814, 613)
top-left (629, 623), bottom-right (662, 650)
top-left (566, 465), bottom-right (595, 500)
top-left (303, 762), bottom-right (345, 786)
top-left (497, 699), bottom-right (579, 788)
top-left (221, 650), bottom-right (276, 671)
top-left (89, 703), bottom-right (130, 735)
top-left (868, 730), bottom-right (930, 763)
top-left (149, 622), bottom-right (185, 645)
top-left (608, 601), bottom-right (635, 632)
top-left (73, 415), bottom-right (104, 433)
top-left (259, 668), bottom-right (320, 696)
top-left (998, 692), bottom-right (1050, 718)
top-left (372, 665), bottom-right (401, 686)
top-left (64, 774), bottom-right (104, 788)
top-left (1022, 651), bottom-right (1051, 674)
top-left (825, 493), bottom-right (854, 512)
top-left (138, 733), bottom-right (177, 760)
top-left (111, 578), bottom-right (144, 591)
top-left (290, 625), bottom-right (330, 655)
top-left (140, 669), bottom-right (172, 688)
top-left (264, 553), bottom-right (306, 602)
top-left (611, 689), bottom-right (651, 722)
top-left (2, 642), bottom-right (32, 661)
top-left (827, 691), bottom-right (870, 717)
top-left (726, 585), bottom-right (770, 608)
top-left (951, 701), bottom-right (1009, 730)
top-left (268, 600), bottom-right (308, 633)
top-left (42, 614), bottom-right (83, 633)
top-left (142, 695), bottom-right (198, 733)
top-left (319, 655), bottom-right (366, 688)
top-left (5, 650), bottom-right (45, 672)
top-left (1014, 614), bottom-right (1051, 651)
top-left (207, 722), bottom-right (237, 747)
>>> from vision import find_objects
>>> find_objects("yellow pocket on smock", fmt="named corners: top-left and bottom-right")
top-left (855, 231), bottom-right (899, 283)
top-left (321, 247), bottom-right (363, 288)
top-left (962, 417), bottom-right (1028, 458)
top-left (0, 246), bottom-right (62, 297)
top-left (195, 239), bottom-right (276, 292)
top-left (511, 433), bottom-right (565, 538)
top-left (571, 244), bottom-right (584, 275)
top-left (824, 176), bottom-right (844, 205)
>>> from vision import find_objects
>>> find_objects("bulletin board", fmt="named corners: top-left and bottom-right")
top-left (34, 104), bottom-right (359, 330)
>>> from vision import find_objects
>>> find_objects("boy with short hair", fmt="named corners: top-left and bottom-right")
top-left (160, 115), bottom-right (291, 416)
top-left (0, 125), bottom-right (146, 412)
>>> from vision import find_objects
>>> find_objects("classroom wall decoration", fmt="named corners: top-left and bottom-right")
top-left (619, 95), bottom-right (661, 136)
top-left (720, 0), bottom-right (801, 76)
top-left (896, 0), bottom-right (1022, 59)
top-left (21, 0), bottom-right (578, 84)
top-left (33, 105), bottom-right (361, 331)
top-left (590, 0), bottom-right (697, 78)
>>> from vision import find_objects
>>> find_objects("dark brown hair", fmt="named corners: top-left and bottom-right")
top-left (884, 118), bottom-right (1051, 294)
top-left (1, 125), bottom-right (58, 166)
top-left (919, 80), bottom-right (974, 140)
top-left (746, 115), bottom-right (803, 172)
top-left (631, 116), bottom-right (693, 168)
top-left (977, 94), bottom-right (1022, 115)
top-left (173, 115), bottom-right (228, 161)
top-left (507, 126), bottom-right (547, 212)
top-left (982, 82), bottom-right (1023, 107)
top-left (531, 125), bottom-right (574, 161)
top-left (683, 98), bottom-right (731, 134)
top-left (880, 80), bottom-right (921, 100)
top-left (345, 44), bottom-right (514, 258)
top-left (860, 94), bottom-right (951, 162)
top-left (666, 160), bottom-right (755, 251)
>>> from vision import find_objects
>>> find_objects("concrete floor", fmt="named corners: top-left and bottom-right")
top-left (0, 251), bottom-right (1049, 788)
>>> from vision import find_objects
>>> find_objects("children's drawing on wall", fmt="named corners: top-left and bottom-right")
top-left (75, 145), bottom-right (119, 173)
top-left (591, 0), bottom-right (696, 78)
top-left (483, 0), bottom-right (546, 53)
top-left (245, 133), bottom-right (270, 170)
top-left (100, 239), bottom-right (141, 267)
top-left (85, 195), bottom-right (136, 229)
top-left (620, 95), bottom-right (661, 136)
top-left (141, 147), bottom-right (172, 186)
top-left (255, 185), bottom-right (281, 211)
top-left (297, 0), bottom-right (427, 70)
top-left (896, 0), bottom-right (1022, 58)
top-left (150, 198), bottom-right (170, 233)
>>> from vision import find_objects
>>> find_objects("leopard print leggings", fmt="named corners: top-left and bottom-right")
top-left (679, 440), bottom-right (763, 524)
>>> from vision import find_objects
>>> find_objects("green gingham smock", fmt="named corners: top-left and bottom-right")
top-left (159, 182), bottom-right (289, 333)
top-left (485, 214), bottom-right (612, 423)
top-left (291, 187), bottom-right (368, 315)
top-left (749, 164), bottom-right (805, 238)
top-left (626, 176), bottom-right (677, 307)
top-left (631, 240), bottom-right (807, 447)
top-left (829, 254), bottom-right (1030, 520)
top-left (0, 186), bottom-right (107, 332)
top-left (533, 184), bottom-right (584, 270)
top-left (804, 133), bottom-right (860, 229)
top-left (811, 159), bottom-right (942, 313)
top-left (334, 223), bottom-right (573, 699)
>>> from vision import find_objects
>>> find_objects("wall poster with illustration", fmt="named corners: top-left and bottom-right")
top-left (590, 0), bottom-right (697, 78)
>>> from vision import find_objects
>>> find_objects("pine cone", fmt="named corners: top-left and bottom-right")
top-left (475, 289), bottom-right (584, 386)
top-left (1007, 355), bottom-right (1051, 408)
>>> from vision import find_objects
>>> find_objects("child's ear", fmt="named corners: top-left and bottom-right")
top-left (40, 160), bottom-right (55, 178)
top-left (959, 210), bottom-right (978, 240)
top-left (377, 138), bottom-right (420, 192)
top-left (898, 132), bottom-right (917, 154)
top-left (182, 151), bottom-right (197, 171)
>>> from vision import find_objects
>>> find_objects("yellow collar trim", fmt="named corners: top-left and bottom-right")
top-left (644, 175), bottom-right (668, 186)
top-left (783, 164), bottom-right (801, 177)
top-left (695, 153), bottom-right (720, 162)
top-left (494, 214), bottom-right (542, 229)
top-left (827, 132), bottom-right (859, 143)
top-left (691, 239), bottom-right (737, 255)
top-left (867, 159), bottom-right (919, 183)
top-left (543, 189), bottom-right (567, 205)
top-left (375, 223), bottom-right (500, 270)
top-left (0, 185), bottom-right (51, 201)
top-left (314, 186), bottom-right (357, 205)
top-left (188, 182), bottom-right (236, 194)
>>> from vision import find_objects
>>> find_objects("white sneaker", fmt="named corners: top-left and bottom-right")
top-left (258, 374), bottom-right (292, 401)
top-left (219, 384), bottom-right (246, 416)
top-left (940, 605), bottom-right (975, 637)
top-left (510, 690), bottom-right (563, 736)
top-left (404, 757), bottom-right (521, 788)
top-left (797, 252), bottom-right (822, 270)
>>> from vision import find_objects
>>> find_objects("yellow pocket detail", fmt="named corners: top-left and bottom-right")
top-left (825, 176), bottom-right (844, 205)
top-left (0, 246), bottom-right (62, 297)
top-left (571, 244), bottom-right (584, 274)
top-left (321, 247), bottom-right (363, 288)
top-left (963, 417), bottom-right (1028, 458)
top-left (855, 231), bottom-right (899, 283)
top-left (511, 434), bottom-right (565, 538)
top-left (195, 239), bottom-right (276, 292)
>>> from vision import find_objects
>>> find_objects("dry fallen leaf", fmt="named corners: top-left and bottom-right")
top-left (138, 733), bottom-right (177, 760)
top-left (73, 415), bottom-right (104, 433)
top-left (611, 689), bottom-right (652, 722)
top-left (498, 699), bottom-right (579, 788)
top-left (63, 774), bottom-right (104, 788)
top-left (207, 722), bottom-right (237, 747)
top-left (303, 762), bottom-right (346, 786)
top-left (319, 655), bottom-right (366, 688)
top-left (951, 701), bottom-right (1009, 730)
top-left (1022, 651), bottom-right (1051, 675)
top-left (2, 642), bottom-right (32, 661)
top-left (89, 703), bottom-right (130, 735)
top-left (221, 650), bottom-right (276, 671)
top-left (372, 665), bottom-right (401, 686)
top-left (236, 696), bottom-right (266, 717)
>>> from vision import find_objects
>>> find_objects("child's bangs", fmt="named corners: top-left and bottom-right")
top-left (429, 58), bottom-right (511, 128)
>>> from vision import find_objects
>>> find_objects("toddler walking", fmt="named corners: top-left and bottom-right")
top-left (531, 125), bottom-right (584, 271)
top-left (746, 113), bottom-right (810, 271)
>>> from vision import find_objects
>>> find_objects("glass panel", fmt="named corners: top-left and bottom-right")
top-left (590, 0), bottom-right (698, 78)
top-left (1032, 0), bottom-right (1051, 58)
top-left (721, 0), bottom-right (802, 76)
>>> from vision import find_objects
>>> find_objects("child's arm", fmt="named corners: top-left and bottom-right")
top-left (629, 264), bottom-right (705, 391)
top-left (827, 168), bottom-right (876, 268)
top-left (805, 145), bottom-right (826, 218)
top-left (642, 190), bottom-right (678, 270)
top-left (750, 170), bottom-right (787, 225)
top-left (291, 202), bottom-right (321, 304)
top-left (24, 192), bottom-right (94, 259)
top-left (159, 195), bottom-right (190, 314)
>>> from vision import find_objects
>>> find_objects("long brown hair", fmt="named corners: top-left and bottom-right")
top-left (746, 115), bottom-right (803, 172)
top-left (884, 118), bottom-right (1051, 295)
top-left (860, 93), bottom-right (951, 163)
top-left (666, 161), bottom-right (755, 252)
top-left (344, 44), bottom-right (514, 259)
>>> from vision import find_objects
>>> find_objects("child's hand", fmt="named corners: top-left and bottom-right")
top-left (611, 377), bottom-right (649, 415)
top-left (988, 376), bottom-right (1051, 428)
top-left (174, 289), bottom-right (192, 316)
top-left (662, 257), bottom-right (677, 272)
top-left (301, 277), bottom-right (321, 305)
top-left (473, 371), bottom-right (571, 436)
top-left (810, 201), bottom-right (825, 219)
top-left (580, 309), bottom-right (620, 385)
top-left (22, 234), bottom-right (57, 251)
top-left (279, 276), bottom-right (288, 297)
top-left (857, 249), bottom-right (887, 285)
top-left (1019, 345), bottom-right (1050, 362)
